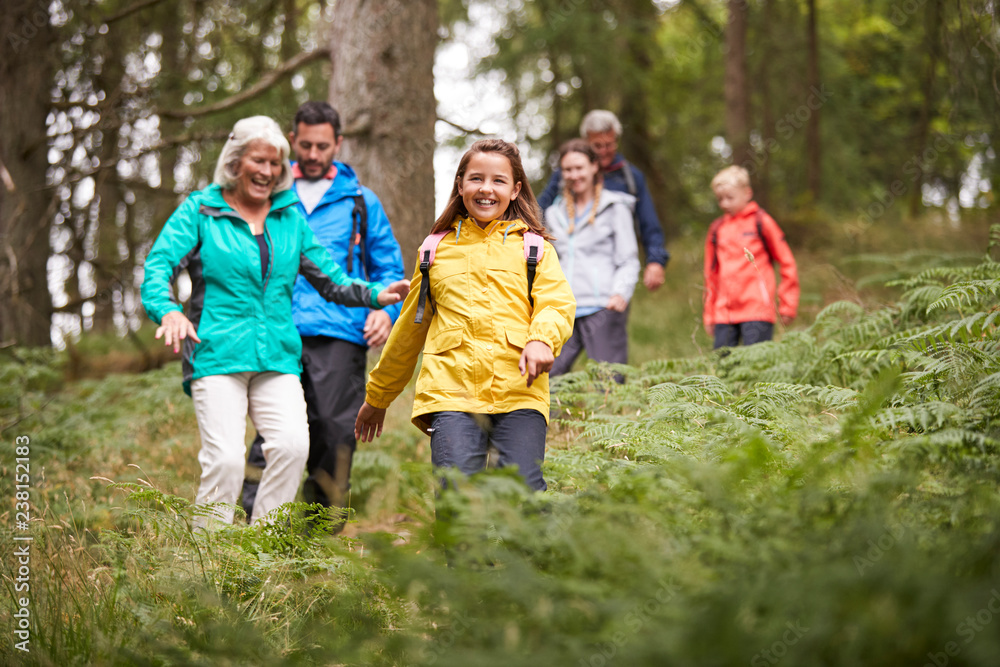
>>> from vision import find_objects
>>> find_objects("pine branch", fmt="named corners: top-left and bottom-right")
top-left (437, 116), bottom-right (494, 135)
top-left (103, 0), bottom-right (169, 24)
top-left (159, 49), bottom-right (331, 120)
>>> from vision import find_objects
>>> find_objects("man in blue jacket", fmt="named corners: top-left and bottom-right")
top-left (242, 101), bottom-right (405, 523)
top-left (537, 109), bottom-right (669, 291)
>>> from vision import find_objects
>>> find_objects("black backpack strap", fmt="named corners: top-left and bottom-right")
top-left (346, 194), bottom-right (368, 279)
top-left (755, 209), bottom-right (774, 264)
top-left (710, 218), bottom-right (722, 272)
top-left (413, 232), bottom-right (448, 324)
top-left (526, 246), bottom-right (539, 308)
top-left (414, 247), bottom-right (433, 324)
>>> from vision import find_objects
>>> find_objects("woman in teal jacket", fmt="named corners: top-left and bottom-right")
top-left (141, 116), bottom-right (407, 527)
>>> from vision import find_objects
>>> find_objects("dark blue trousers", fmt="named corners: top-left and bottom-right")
top-left (428, 409), bottom-right (548, 491)
top-left (713, 321), bottom-right (774, 349)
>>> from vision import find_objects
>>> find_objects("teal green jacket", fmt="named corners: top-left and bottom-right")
top-left (141, 184), bottom-right (383, 394)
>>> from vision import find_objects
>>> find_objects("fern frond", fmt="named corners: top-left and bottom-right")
top-left (752, 382), bottom-right (860, 411)
top-left (871, 401), bottom-right (963, 432)
top-left (898, 284), bottom-right (945, 319)
top-left (926, 280), bottom-right (1000, 314)
top-left (809, 300), bottom-right (865, 334)
top-left (968, 372), bottom-right (1000, 415)
top-left (836, 310), bottom-right (898, 346)
top-left (892, 427), bottom-right (1000, 460)
top-left (648, 376), bottom-right (732, 405)
top-left (582, 421), bottom-right (632, 443)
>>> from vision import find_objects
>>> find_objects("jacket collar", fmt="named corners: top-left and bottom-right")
top-left (449, 216), bottom-right (529, 243)
top-left (201, 183), bottom-right (299, 215)
top-left (550, 188), bottom-right (626, 231)
top-left (723, 199), bottom-right (760, 222)
top-left (292, 161), bottom-right (364, 203)
top-left (605, 153), bottom-right (628, 172)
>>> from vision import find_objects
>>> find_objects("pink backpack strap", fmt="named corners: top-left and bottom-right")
top-left (523, 232), bottom-right (545, 308)
top-left (414, 231), bottom-right (449, 324)
top-left (523, 231), bottom-right (545, 262)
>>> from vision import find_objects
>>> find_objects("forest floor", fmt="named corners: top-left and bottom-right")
top-left (2, 212), bottom-right (999, 666)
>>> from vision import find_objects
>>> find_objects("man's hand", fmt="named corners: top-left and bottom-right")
top-left (519, 340), bottom-right (554, 388)
top-left (780, 314), bottom-right (795, 327)
top-left (355, 401), bottom-right (387, 442)
top-left (607, 294), bottom-right (627, 313)
top-left (363, 310), bottom-right (393, 347)
top-left (376, 279), bottom-right (410, 307)
top-left (155, 310), bottom-right (201, 354)
top-left (643, 262), bottom-right (666, 291)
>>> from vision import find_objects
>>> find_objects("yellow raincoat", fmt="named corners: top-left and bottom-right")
top-left (366, 217), bottom-right (576, 433)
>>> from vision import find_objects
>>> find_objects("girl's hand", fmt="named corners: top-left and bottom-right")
top-left (355, 401), bottom-right (387, 442)
top-left (607, 295), bottom-right (627, 312)
top-left (519, 340), bottom-right (554, 388)
top-left (376, 279), bottom-right (411, 307)
top-left (780, 314), bottom-right (795, 326)
top-left (155, 311), bottom-right (201, 354)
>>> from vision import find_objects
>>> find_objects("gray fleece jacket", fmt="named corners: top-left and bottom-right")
top-left (544, 188), bottom-right (640, 312)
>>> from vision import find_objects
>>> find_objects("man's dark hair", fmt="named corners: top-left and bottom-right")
top-left (293, 101), bottom-right (341, 137)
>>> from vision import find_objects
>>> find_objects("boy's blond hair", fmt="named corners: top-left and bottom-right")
top-left (711, 165), bottom-right (751, 192)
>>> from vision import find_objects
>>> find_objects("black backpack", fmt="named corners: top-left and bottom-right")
top-left (709, 209), bottom-right (774, 272)
top-left (344, 194), bottom-right (368, 280)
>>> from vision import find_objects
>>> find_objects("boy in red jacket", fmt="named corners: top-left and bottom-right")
top-left (703, 166), bottom-right (799, 349)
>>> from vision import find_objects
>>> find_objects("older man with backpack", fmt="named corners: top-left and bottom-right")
top-left (537, 109), bottom-right (670, 291)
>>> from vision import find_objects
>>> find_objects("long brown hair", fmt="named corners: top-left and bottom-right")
top-left (559, 139), bottom-right (603, 234)
top-left (432, 139), bottom-right (551, 239)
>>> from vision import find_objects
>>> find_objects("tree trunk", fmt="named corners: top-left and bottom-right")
top-left (328, 0), bottom-right (438, 275)
top-left (0, 2), bottom-right (55, 346)
top-left (724, 0), bottom-right (750, 168)
top-left (909, 0), bottom-right (943, 217)
top-left (757, 0), bottom-right (775, 207)
top-left (91, 42), bottom-right (127, 333)
top-left (618, 0), bottom-right (673, 240)
top-left (805, 0), bottom-right (822, 202)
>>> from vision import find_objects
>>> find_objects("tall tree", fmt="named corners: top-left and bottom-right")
top-left (805, 0), bottom-right (821, 202)
top-left (329, 0), bottom-right (439, 274)
top-left (909, 0), bottom-right (943, 216)
top-left (757, 0), bottom-right (776, 208)
top-left (724, 0), bottom-right (750, 169)
top-left (0, 2), bottom-right (56, 346)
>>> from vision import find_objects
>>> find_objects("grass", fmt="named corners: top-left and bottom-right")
top-left (2, 213), bottom-right (999, 665)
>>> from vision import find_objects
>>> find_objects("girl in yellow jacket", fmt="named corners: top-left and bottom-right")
top-left (354, 139), bottom-right (576, 491)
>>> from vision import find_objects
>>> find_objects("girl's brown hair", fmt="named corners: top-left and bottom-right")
top-left (432, 139), bottom-right (551, 239)
top-left (559, 138), bottom-right (603, 234)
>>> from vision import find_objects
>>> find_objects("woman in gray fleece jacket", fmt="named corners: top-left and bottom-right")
top-left (545, 139), bottom-right (640, 378)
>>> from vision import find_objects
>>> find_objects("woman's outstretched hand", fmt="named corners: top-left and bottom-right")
top-left (355, 401), bottom-right (387, 442)
top-left (376, 279), bottom-right (411, 307)
top-left (155, 310), bottom-right (201, 354)
top-left (519, 340), bottom-right (554, 388)
top-left (607, 294), bottom-right (627, 312)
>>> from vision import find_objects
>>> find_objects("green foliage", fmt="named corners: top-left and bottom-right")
top-left (6, 228), bottom-right (1000, 665)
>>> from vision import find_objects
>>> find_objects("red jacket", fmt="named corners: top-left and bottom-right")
top-left (703, 201), bottom-right (799, 329)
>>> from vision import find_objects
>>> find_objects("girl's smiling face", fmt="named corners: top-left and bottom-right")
top-left (560, 150), bottom-right (600, 198)
top-left (458, 152), bottom-right (522, 225)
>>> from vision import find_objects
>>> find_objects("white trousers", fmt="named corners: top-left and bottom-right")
top-left (190, 372), bottom-right (309, 526)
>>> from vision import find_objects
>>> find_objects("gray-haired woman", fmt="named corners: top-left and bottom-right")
top-left (141, 116), bottom-right (408, 527)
